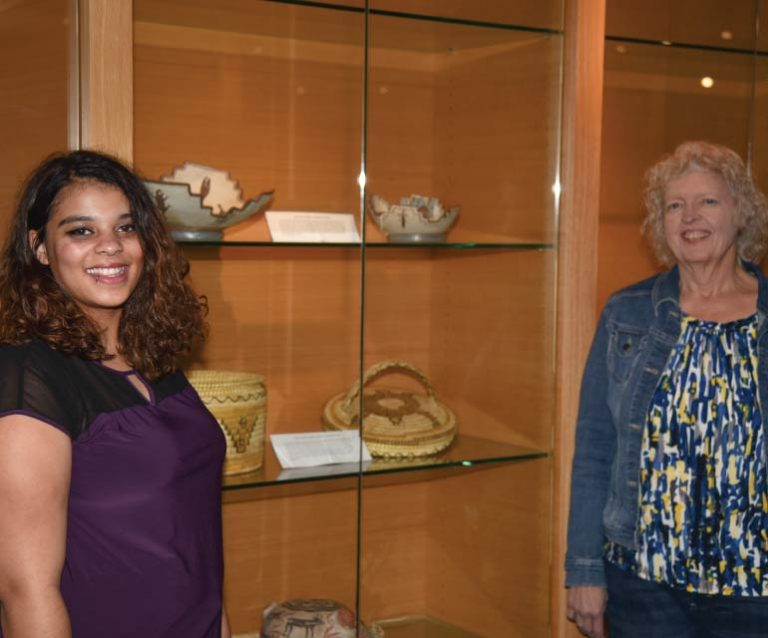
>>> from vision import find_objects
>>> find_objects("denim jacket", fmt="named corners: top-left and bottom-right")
top-left (564, 262), bottom-right (768, 588)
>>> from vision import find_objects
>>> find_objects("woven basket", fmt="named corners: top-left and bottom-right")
top-left (188, 370), bottom-right (266, 475)
top-left (322, 360), bottom-right (457, 458)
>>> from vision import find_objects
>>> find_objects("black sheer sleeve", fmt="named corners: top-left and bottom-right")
top-left (0, 341), bottom-right (82, 438)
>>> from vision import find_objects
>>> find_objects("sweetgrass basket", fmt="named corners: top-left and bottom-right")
top-left (322, 360), bottom-right (457, 458)
top-left (188, 370), bottom-right (267, 475)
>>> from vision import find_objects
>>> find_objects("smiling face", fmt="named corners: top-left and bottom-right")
top-left (662, 169), bottom-right (741, 269)
top-left (31, 180), bottom-right (144, 327)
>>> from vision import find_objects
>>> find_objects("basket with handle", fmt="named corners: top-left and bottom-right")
top-left (322, 360), bottom-right (457, 458)
top-left (188, 370), bottom-right (267, 475)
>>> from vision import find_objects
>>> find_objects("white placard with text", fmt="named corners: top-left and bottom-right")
top-left (266, 211), bottom-right (360, 243)
top-left (270, 430), bottom-right (372, 469)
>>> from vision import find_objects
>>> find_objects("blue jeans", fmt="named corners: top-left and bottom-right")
top-left (606, 561), bottom-right (768, 637)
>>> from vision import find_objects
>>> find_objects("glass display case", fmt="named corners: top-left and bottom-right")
top-left (131, 1), bottom-right (564, 634)
top-left (598, 0), bottom-right (767, 308)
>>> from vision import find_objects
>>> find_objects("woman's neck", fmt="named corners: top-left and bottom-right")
top-left (83, 306), bottom-right (126, 366)
top-left (678, 259), bottom-right (757, 322)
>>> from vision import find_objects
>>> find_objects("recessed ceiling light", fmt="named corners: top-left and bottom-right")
top-left (616, 45), bottom-right (627, 54)
top-left (701, 76), bottom-right (714, 88)
top-left (661, 40), bottom-right (672, 46)
top-left (721, 30), bottom-right (733, 40)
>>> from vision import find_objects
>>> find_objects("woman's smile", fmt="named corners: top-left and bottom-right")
top-left (85, 264), bottom-right (131, 284)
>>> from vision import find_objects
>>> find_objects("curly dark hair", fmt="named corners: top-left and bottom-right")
top-left (0, 149), bottom-right (207, 379)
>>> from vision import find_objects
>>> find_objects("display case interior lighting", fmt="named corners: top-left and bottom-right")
top-left (551, 177), bottom-right (561, 201)
top-left (700, 76), bottom-right (715, 89)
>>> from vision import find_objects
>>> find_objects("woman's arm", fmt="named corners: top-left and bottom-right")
top-left (0, 415), bottom-right (72, 637)
top-left (221, 608), bottom-right (231, 638)
top-left (565, 309), bottom-right (617, 588)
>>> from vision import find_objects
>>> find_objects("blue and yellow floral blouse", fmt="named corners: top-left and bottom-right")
top-left (606, 313), bottom-right (768, 595)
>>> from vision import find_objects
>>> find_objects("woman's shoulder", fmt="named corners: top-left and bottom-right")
top-left (0, 338), bottom-right (72, 372)
top-left (607, 272), bottom-right (663, 301)
top-left (601, 271), bottom-right (669, 325)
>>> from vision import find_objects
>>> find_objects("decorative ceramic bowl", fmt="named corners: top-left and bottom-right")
top-left (368, 193), bottom-right (459, 242)
top-left (144, 162), bottom-right (273, 241)
top-left (261, 599), bottom-right (383, 638)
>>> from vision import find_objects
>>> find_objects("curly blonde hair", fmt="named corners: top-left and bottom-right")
top-left (642, 141), bottom-right (768, 265)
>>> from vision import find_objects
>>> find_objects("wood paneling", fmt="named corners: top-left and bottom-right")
top-left (598, 14), bottom-right (757, 319)
top-left (79, 0), bottom-right (133, 160)
top-left (0, 0), bottom-right (70, 230)
top-left (554, 2), bottom-right (606, 637)
top-left (133, 21), bottom-right (364, 216)
top-left (424, 461), bottom-right (553, 636)
top-left (185, 247), bottom-right (362, 434)
top-left (222, 488), bottom-right (361, 632)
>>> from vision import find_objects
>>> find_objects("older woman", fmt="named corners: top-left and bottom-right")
top-left (566, 141), bottom-right (768, 638)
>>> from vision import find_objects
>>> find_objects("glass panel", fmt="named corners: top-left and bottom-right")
top-left (370, 0), bottom-right (563, 31)
top-left (0, 0), bottom-right (73, 227)
top-left (361, 7), bottom-right (562, 634)
top-left (758, 1), bottom-right (768, 52)
top-left (366, 19), bottom-right (562, 245)
top-left (752, 55), bottom-right (768, 196)
top-left (607, 0), bottom-right (759, 51)
top-left (134, 1), bottom-right (365, 633)
top-left (599, 39), bottom-right (754, 306)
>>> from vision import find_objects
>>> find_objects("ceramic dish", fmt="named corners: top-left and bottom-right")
top-left (144, 162), bottom-right (273, 241)
top-left (368, 193), bottom-right (459, 242)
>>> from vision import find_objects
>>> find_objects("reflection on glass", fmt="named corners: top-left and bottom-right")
top-left (602, 41), bottom-right (753, 224)
top-left (751, 56), bottom-right (768, 199)
top-left (607, 0), bottom-right (760, 51)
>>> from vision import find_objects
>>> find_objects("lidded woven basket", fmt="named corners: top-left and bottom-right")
top-left (188, 370), bottom-right (266, 475)
top-left (322, 360), bottom-right (457, 458)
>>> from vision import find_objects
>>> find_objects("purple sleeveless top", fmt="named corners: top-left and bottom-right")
top-left (0, 340), bottom-right (225, 637)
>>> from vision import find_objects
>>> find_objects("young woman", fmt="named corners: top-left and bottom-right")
top-left (0, 150), bottom-right (230, 637)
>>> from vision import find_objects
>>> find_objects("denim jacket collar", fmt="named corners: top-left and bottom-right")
top-left (651, 261), bottom-right (768, 319)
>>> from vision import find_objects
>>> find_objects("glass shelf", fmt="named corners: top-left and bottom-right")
top-left (374, 615), bottom-right (482, 638)
top-left (222, 433), bottom-right (547, 492)
top-left (179, 240), bottom-right (555, 250)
